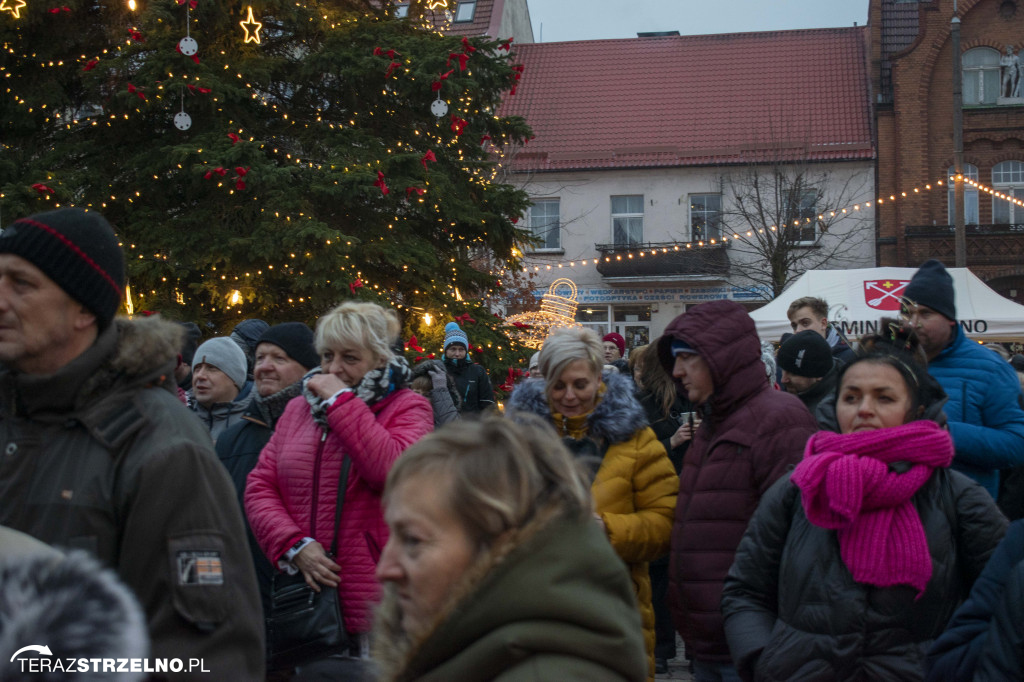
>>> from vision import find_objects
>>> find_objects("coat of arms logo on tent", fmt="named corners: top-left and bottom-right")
top-left (863, 280), bottom-right (909, 311)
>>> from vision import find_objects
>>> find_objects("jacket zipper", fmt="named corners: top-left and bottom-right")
top-left (310, 429), bottom-right (327, 538)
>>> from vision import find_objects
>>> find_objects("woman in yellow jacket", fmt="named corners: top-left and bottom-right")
top-left (507, 327), bottom-right (679, 681)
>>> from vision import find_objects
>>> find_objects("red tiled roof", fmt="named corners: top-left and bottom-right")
top-left (499, 27), bottom-right (874, 172)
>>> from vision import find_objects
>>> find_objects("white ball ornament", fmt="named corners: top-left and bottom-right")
top-left (430, 98), bottom-right (449, 118)
top-left (178, 36), bottom-right (199, 56)
top-left (174, 111), bottom-right (193, 131)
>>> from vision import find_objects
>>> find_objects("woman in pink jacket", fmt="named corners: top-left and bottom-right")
top-left (245, 301), bottom-right (433, 675)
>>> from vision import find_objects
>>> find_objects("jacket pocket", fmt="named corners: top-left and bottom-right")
top-left (167, 532), bottom-right (230, 631)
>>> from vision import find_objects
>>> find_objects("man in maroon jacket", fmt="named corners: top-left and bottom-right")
top-left (656, 300), bottom-right (817, 681)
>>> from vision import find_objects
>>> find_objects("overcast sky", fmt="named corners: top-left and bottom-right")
top-left (526, 1), bottom-right (871, 43)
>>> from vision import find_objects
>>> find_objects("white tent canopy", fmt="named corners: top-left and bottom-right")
top-left (750, 267), bottom-right (1024, 341)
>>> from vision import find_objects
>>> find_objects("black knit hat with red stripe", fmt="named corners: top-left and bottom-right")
top-left (0, 208), bottom-right (125, 329)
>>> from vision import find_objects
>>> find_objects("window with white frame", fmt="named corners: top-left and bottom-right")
top-left (453, 0), bottom-right (476, 21)
top-left (527, 198), bottom-right (560, 250)
top-left (611, 195), bottom-right (644, 246)
top-left (689, 194), bottom-right (722, 242)
top-left (963, 47), bottom-right (1001, 106)
top-left (393, 2), bottom-right (409, 18)
top-left (992, 160), bottom-right (1024, 224)
top-left (790, 190), bottom-right (819, 243)
top-left (947, 164), bottom-right (980, 225)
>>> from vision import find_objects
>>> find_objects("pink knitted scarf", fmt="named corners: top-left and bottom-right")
top-left (791, 420), bottom-right (954, 596)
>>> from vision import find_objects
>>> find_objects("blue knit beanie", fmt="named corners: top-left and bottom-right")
top-left (443, 322), bottom-right (469, 351)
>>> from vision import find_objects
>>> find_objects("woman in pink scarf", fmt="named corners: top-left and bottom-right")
top-left (720, 327), bottom-right (1007, 682)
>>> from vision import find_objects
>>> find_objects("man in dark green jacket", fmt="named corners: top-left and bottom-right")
top-left (0, 208), bottom-right (264, 679)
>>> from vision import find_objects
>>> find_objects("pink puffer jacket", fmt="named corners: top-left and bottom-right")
top-left (245, 388), bottom-right (433, 633)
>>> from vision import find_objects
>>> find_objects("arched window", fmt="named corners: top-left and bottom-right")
top-left (992, 160), bottom-right (1024, 224)
top-left (963, 48), bottom-right (1001, 105)
top-left (947, 164), bottom-right (979, 225)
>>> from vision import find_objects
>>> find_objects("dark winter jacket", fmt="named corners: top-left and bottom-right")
top-left (0, 317), bottom-right (265, 680)
top-left (722, 468), bottom-right (1006, 682)
top-left (444, 358), bottom-right (495, 413)
top-left (929, 324), bottom-right (1024, 497)
top-left (793, 364), bottom-right (839, 425)
top-left (655, 301), bottom-right (818, 663)
top-left (507, 372), bottom-right (678, 679)
top-left (975, 557), bottom-right (1024, 680)
top-left (372, 512), bottom-right (649, 682)
top-left (926, 518), bottom-right (1024, 681)
top-left (829, 330), bottom-right (857, 367)
top-left (215, 389), bottom-right (300, 618)
top-left (636, 390), bottom-right (691, 474)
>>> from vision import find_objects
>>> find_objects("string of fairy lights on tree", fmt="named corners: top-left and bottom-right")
top-left (1, 0), bottom-right (525, 321)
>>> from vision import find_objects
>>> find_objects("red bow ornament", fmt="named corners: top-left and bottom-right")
top-left (31, 183), bottom-right (55, 195)
top-left (511, 321), bottom-right (531, 329)
top-left (83, 58), bottom-right (99, 72)
top-left (461, 37), bottom-right (477, 54)
top-left (373, 171), bottom-right (389, 195)
top-left (128, 28), bottom-right (144, 42)
top-left (420, 150), bottom-right (436, 170)
top-left (127, 83), bottom-right (147, 101)
top-left (449, 116), bottom-right (467, 136)
top-left (203, 166), bottom-right (228, 180)
top-left (175, 0), bottom-right (198, 8)
top-left (405, 187), bottom-right (426, 198)
top-left (404, 335), bottom-right (425, 353)
top-left (499, 37), bottom-right (513, 52)
top-left (227, 132), bottom-right (241, 144)
top-left (447, 52), bottom-right (469, 72)
top-left (385, 61), bottom-right (402, 79)
top-left (233, 166), bottom-right (249, 191)
top-left (454, 313), bottom-right (476, 325)
top-left (349, 278), bottom-right (363, 295)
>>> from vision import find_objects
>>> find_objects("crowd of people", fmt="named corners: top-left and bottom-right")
top-left (1, 209), bottom-right (1023, 682)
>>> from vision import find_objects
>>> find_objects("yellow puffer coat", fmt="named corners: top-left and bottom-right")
top-left (507, 372), bottom-right (679, 681)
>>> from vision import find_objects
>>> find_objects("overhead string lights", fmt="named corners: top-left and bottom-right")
top-left (518, 179), bottom-right (952, 273)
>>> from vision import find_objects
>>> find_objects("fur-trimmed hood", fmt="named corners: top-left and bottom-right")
top-left (0, 316), bottom-right (183, 418)
top-left (505, 370), bottom-right (647, 444)
top-left (0, 549), bottom-right (149, 681)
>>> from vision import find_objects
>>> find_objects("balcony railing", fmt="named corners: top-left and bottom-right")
top-left (593, 241), bottom-right (729, 279)
top-left (904, 225), bottom-right (1024, 267)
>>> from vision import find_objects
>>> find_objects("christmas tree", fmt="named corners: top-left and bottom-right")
top-left (1, 0), bottom-right (537, 389)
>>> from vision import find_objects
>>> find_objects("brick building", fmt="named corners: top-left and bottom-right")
top-left (872, 0), bottom-right (1024, 303)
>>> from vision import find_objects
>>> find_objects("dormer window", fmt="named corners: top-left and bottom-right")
top-left (393, 2), bottom-right (409, 18)
top-left (454, 0), bottom-right (476, 22)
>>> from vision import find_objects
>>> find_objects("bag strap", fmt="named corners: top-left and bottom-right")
top-left (329, 456), bottom-right (352, 558)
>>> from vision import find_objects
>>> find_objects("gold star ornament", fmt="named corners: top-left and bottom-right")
top-left (1, 0), bottom-right (27, 19)
top-left (426, 0), bottom-right (448, 9)
top-left (239, 6), bottom-right (262, 45)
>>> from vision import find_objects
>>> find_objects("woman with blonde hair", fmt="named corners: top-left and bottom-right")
top-left (506, 326), bottom-right (678, 680)
top-left (373, 416), bottom-right (648, 681)
top-left (246, 301), bottom-right (433, 676)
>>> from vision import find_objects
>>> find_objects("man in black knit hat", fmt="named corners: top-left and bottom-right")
top-left (776, 329), bottom-right (839, 424)
top-left (902, 258), bottom-right (1024, 500)
top-left (0, 208), bottom-right (264, 679)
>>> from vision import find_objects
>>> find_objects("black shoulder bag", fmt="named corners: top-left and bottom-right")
top-left (266, 455), bottom-right (352, 671)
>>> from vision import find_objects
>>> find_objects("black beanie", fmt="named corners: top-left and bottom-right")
top-left (776, 330), bottom-right (833, 378)
top-left (903, 259), bottom-right (956, 321)
top-left (0, 208), bottom-right (125, 329)
top-left (257, 322), bottom-right (319, 370)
